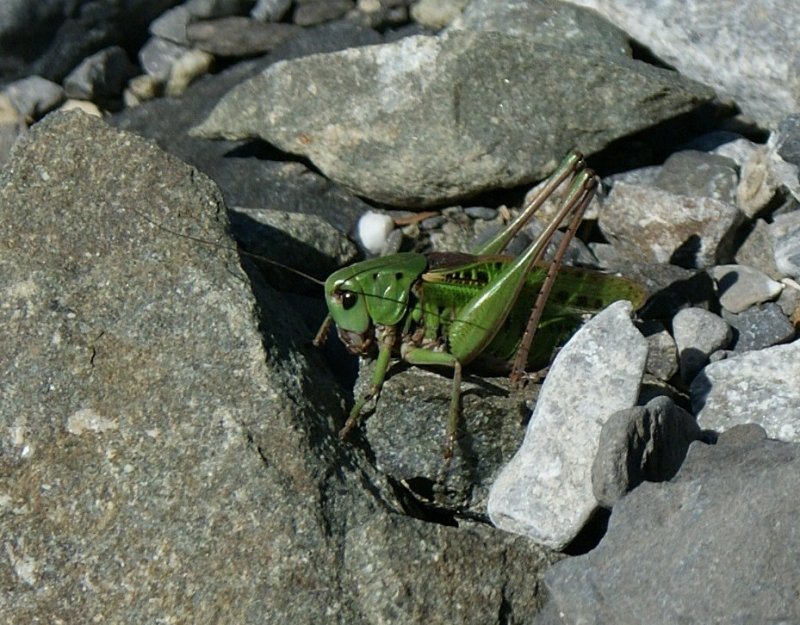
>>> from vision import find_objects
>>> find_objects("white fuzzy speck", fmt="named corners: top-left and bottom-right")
top-left (66, 408), bottom-right (118, 436)
top-left (358, 211), bottom-right (395, 256)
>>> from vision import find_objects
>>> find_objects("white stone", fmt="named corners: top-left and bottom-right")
top-left (488, 301), bottom-right (648, 549)
top-left (58, 100), bottom-right (103, 117)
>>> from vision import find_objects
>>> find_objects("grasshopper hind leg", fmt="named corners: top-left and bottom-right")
top-left (401, 347), bottom-right (463, 461)
top-left (509, 169), bottom-right (598, 386)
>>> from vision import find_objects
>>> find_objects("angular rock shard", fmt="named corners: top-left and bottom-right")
top-left (488, 301), bottom-right (648, 549)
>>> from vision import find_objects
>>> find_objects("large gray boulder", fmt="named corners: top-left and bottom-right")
top-left (0, 110), bottom-right (556, 624)
top-left (194, 26), bottom-right (713, 206)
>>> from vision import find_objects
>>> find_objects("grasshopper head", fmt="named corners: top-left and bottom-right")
top-left (325, 274), bottom-right (373, 355)
top-left (323, 253), bottom-right (427, 356)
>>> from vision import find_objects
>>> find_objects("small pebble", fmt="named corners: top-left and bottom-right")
top-left (357, 0), bottom-right (381, 12)
top-left (149, 5), bottom-right (192, 46)
top-left (382, 228), bottom-right (403, 256)
top-left (293, 0), bottom-right (355, 26)
top-left (711, 264), bottom-right (784, 314)
top-left (777, 279), bottom-right (800, 318)
top-left (672, 307), bottom-right (733, 382)
top-left (186, 0), bottom-right (257, 19)
top-left (139, 36), bottom-right (189, 81)
top-left (708, 349), bottom-right (733, 364)
top-left (723, 303), bottom-right (796, 352)
top-left (773, 227), bottom-right (800, 280)
top-left (419, 214), bottom-right (447, 230)
top-left (736, 146), bottom-right (779, 218)
top-left (463, 206), bottom-right (497, 220)
top-left (63, 46), bottom-right (138, 101)
top-left (251, 0), bottom-right (292, 21)
top-left (0, 93), bottom-right (25, 168)
top-left (3, 76), bottom-right (64, 120)
top-left (166, 48), bottom-right (215, 96)
top-left (640, 320), bottom-right (679, 381)
top-left (411, 0), bottom-right (470, 29)
top-left (124, 74), bottom-right (163, 107)
top-left (58, 100), bottom-right (103, 117)
top-left (358, 211), bottom-right (395, 255)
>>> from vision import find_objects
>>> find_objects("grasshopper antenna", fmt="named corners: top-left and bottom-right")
top-left (126, 205), bottom-right (325, 287)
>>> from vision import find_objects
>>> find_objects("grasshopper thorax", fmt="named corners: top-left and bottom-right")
top-left (324, 252), bottom-right (428, 355)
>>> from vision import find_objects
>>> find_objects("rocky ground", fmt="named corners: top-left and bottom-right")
top-left (1, 1), bottom-right (799, 623)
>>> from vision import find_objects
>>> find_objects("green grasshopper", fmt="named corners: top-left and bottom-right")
top-left (313, 152), bottom-right (646, 457)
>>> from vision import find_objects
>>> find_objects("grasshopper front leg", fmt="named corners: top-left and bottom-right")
top-left (339, 326), bottom-right (396, 440)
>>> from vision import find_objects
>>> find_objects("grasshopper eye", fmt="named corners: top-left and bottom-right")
top-left (341, 292), bottom-right (358, 310)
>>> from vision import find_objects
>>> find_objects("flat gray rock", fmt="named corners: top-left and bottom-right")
top-left (567, 0), bottom-right (800, 127)
top-left (487, 301), bottom-right (648, 549)
top-left (692, 338), bottom-right (800, 440)
top-left (541, 427), bottom-right (800, 624)
top-left (193, 28), bottom-right (713, 206)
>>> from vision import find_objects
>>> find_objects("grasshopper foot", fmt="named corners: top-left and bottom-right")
top-left (510, 366), bottom-right (548, 390)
